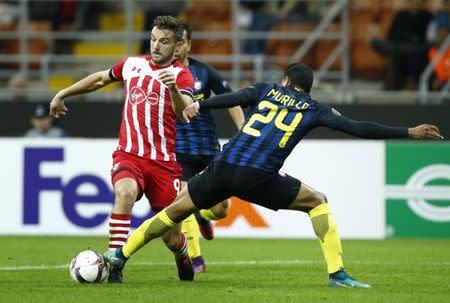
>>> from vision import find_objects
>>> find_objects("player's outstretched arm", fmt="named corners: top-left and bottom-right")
top-left (50, 69), bottom-right (114, 118)
top-left (318, 104), bottom-right (443, 140)
top-left (183, 91), bottom-right (252, 122)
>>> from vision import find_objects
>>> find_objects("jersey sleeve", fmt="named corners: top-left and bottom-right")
top-left (205, 64), bottom-right (232, 95)
top-left (238, 82), bottom-right (267, 106)
top-left (316, 103), bottom-right (408, 139)
top-left (176, 68), bottom-right (195, 100)
top-left (199, 82), bottom-right (266, 109)
top-left (109, 56), bottom-right (128, 81)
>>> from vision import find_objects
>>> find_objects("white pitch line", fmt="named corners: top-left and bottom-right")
top-left (0, 260), bottom-right (319, 271)
top-left (0, 260), bottom-right (449, 271)
top-left (0, 264), bottom-right (68, 271)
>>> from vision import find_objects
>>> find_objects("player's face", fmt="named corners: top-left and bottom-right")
top-left (175, 30), bottom-right (191, 62)
top-left (150, 27), bottom-right (179, 66)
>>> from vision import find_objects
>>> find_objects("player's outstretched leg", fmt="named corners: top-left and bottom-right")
top-left (195, 199), bottom-right (229, 240)
top-left (182, 214), bottom-right (206, 273)
top-left (288, 183), bottom-right (371, 289)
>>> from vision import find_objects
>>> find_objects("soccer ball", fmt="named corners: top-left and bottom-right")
top-left (69, 250), bottom-right (107, 283)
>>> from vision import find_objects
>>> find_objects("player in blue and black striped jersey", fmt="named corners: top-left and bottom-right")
top-left (175, 22), bottom-right (245, 273)
top-left (105, 63), bottom-right (443, 288)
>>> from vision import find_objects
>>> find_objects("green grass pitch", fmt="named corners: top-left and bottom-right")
top-left (0, 237), bottom-right (449, 303)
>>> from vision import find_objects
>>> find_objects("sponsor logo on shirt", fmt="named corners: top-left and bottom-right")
top-left (129, 87), bottom-right (159, 105)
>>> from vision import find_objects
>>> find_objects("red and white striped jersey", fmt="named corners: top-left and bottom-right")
top-left (110, 55), bottom-right (194, 161)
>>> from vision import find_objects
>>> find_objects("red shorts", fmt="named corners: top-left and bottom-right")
top-left (111, 150), bottom-right (182, 212)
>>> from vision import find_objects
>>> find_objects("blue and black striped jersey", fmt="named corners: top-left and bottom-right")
top-left (176, 57), bottom-right (232, 155)
top-left (216, 83), bottom-right (318, 171)
top-left (214, 82), bottom-right (406, 171)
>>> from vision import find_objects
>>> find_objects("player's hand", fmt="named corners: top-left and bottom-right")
top-left (49, 94), bottom-right (68, 118)
top-left (158, 70), bottom-right (177, 90)
top-left (182, 102), bottom-right (200, 123)
top-left (408, 124), bottom-right (443, 140)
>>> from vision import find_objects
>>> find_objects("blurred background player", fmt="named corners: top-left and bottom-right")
top-left (49, 16), bottom-right (195, 284)
top-left (104, 63), bottom-right (443, 288)
top-left (24, 103), bottom-right (66, 138)
top-left (176, 22), bottom-right (245, 273)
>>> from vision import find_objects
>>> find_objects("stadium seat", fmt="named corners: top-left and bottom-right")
top-left (188, 21), bottom-right (232, 70)
top-left (99, 12), bottom-right (145, 31)
top-left (5, 21), bottom-right (51, 69)
top-left (350, 0), bottom-right (383, 11)
top-left (0, 22), bottom-right (17, 56)
top-left (348, 5), bottom-right (392, 78)
top-left (350, 40), bottom-right (386, 78)
top-left (267, 22), bottom-right (317, 70)
top-left (48, 75), bottom-right (121, 91)
top-left (48, 75), bottom-right (77, 91)
top-left (314, 23), bottom-right (342, 71)
top-left (73, 42), bottom-right (140, 56)
top-left (185, 0), bottom-right (231, 30)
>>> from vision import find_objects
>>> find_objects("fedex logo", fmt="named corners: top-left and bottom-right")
top-left (23, 147), bottom-right (151, 228)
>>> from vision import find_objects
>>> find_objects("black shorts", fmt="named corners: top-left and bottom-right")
top-left (188, 160), bottom-right (301, 211)
top-left (176, 153), bottom-right (215, 181)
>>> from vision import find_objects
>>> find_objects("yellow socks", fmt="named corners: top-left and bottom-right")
top-left (122, 209), bottom-right (175, 258)
top-left (309, 203), bottom-right (344, 274)
top-left (199, 209), bottom-right (219, 221)
top-left (181, 214), bottom-right (202, 259)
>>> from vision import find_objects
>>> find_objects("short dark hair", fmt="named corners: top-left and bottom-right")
top-left (284, 63), bottom-right (314, 93)
top-left (151, 15), bottom-right (184, 42)
top-left (181, 22), bottom-right (192, 41)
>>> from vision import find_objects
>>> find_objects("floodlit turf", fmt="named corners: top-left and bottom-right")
top-left (0, 237), bottom-right (449, 303)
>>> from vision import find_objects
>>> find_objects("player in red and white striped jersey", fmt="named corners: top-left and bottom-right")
top-left (50, 16), bottom-right (195, 284)
top-left (110, 53), bottom-right (193, 161)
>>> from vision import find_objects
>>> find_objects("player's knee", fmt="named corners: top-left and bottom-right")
top-left (311, 191), bottom-right (327, 208)
top-left (214, 209), bottom-right (227, 219)
top-left (218, 207), bottom-right (228, 219)
top-left (114, 185), bottom-right (137, 205)
top-left (316, 192), bottom-right (328, 204)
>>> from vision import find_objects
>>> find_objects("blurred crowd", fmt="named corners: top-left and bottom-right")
top-left (370, 0), bottom-right (450, 91)
top-left (0, 0), bottom-right (449, 95)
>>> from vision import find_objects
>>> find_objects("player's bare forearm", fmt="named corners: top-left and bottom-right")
top-left (170, 89), bottom-right (193, 122)
top-left (50, 70), bottom-right (114, 118)
top-left (57, 70), bottom-right (113, 99)
top-left (227, 106), bottom-right (245, 129)
top-left (158, 70), bottom-right (193, 122)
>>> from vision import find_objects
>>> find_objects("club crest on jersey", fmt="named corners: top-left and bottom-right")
top-left (129, 86), bottom-right (159, 105)
top-left (194, 80), bottom-right (202, 91)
